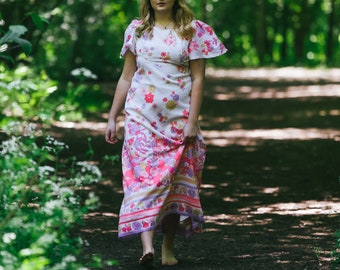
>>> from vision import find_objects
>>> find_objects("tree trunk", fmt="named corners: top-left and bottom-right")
top-left (280, 2), bottom-right (289, 63)
top-left (293, 0), bottom-right (308, 62)
top-left (254, 0), bottom-right (266, 65)
top-left (201, 0), bottom-right (208, 22)
top-left (326, 0), bottom-right (335, 62)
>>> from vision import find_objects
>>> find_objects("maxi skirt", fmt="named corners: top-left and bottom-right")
top-left (118, 117), bottom-right (206, 238)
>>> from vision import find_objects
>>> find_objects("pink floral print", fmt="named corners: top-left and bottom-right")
top-left (118, 19), bottom-right (227, 238)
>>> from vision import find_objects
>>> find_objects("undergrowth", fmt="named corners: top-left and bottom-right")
top-left (0, 122), bottom-right (118, 269)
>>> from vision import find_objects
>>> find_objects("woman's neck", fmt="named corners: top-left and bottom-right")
top-left (154, 13), bottom-right (173, 25)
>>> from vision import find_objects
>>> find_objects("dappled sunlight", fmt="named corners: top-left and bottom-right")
top-left (252, 200), bottom-right (340, 216)
top-left (81, 212), bottom-right (119, 234)
top-left (204, 198), bottom-right (339, 242)
top-left (53, 121), bottom-right (107, 130)
top-left (52, 121), bottom-right (340, 148)
top-left (203, 128), bottom-right (340, 146)
top-left (206, 67), bottom-right (340, 83)
top-left (223, 197), bottom-right (239, 203)
top-left (211, 84), bottom-right (340, 100)
top-left (201, 184), bottom-right (217, 189)
top-left (205, 213), bottom-right (273, 227)
top-left (261, 187), bottom-right (280, 194)
top-left (84, 212), bottom-right (118, 218)
top-left (205, 67), bottom-right (340, 100)
top-left (205, 165), bottom-right (218, 170)
top-left (46, 67), bottom-right (340, 269)
top-left (52, 115), bottom-right (125, 132)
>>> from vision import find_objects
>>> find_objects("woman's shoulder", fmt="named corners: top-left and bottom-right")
top-left (190, 20), bottom-right (215, 37)
top-left (126, 19), bottom-right (143, 31)
top-left (191, 20), bottom-right (212, 29)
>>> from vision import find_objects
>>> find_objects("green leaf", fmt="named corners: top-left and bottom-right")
top-left (0, 31), bottom-right (20, 44)
top-left (0, 53), bottom-right (15, 64)
top-left (30, 13), bottom-right (46, 31)
top-left (21, 256), bottom-right (50, 270)
top-left (334, 231), bottom-right (340, 237)
top-left (9, 25), bottom-right (28, 35)
top-left (13, 37), bottom-right (32, 55)
top-left (0, 25), bottom-right (28, 44)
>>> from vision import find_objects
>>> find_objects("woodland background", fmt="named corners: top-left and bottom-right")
top-left (1, 0), bottom-right (339, 82)
top-left (1, 0), bottom-right (340, 269)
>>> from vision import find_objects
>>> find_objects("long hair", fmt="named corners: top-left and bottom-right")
top-left (136, 0), bottom-right (195, 40)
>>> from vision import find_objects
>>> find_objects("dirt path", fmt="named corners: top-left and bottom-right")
top-left (52, 68), bottom-right (340, 269)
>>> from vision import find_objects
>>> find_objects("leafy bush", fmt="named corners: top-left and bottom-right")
top-left (333, 231), bottom-right (340, 268)
top-left (0, 12), bottom-right (119, 269)
top-left (0, 122), bottom-right (118, 269)
top-left (0, 11), bottom-right (105, 124)
top-left (0, 65), bottom-right (59, 124)
top-left (0, 11), bottom-right (48, 63)
top-left (0, 64), bottom-right (108, 124)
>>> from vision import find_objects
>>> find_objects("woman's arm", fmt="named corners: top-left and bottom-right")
top-left (105, 51), bottom-right (137, 144)
top-left (184, 58), bottom-right (206, 142)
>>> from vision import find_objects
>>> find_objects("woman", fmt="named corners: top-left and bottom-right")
top-left (105, 0), bottom-right (227, 267)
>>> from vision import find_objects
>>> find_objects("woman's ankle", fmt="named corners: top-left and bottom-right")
top-left (141, 230), bottom-right (155, 255)
top-left (162, 242), bottom-right (178, 266)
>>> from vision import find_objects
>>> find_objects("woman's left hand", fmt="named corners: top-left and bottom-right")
top-left (183, 122), bottom-right (198, 144)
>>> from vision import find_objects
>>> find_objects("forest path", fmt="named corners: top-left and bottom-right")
top-left (50, 67), bottom-right (340, 269)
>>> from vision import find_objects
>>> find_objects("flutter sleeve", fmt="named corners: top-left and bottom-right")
top-left (120, 19), bottom-right (141, 57)
top-left (188, 20), bottom-right (227, 60)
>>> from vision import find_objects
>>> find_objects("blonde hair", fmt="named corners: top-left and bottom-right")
top-left (136, 0), bottom-right (195, 40)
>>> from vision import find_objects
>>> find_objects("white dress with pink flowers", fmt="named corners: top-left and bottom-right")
top-left (118, 19), bottom-right (227, 238)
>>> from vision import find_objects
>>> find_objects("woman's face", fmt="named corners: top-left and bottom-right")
top-left (150, 0), bottom-right (176, 14)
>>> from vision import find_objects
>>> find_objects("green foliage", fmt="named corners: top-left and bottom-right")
top-left (0, 25), bottom-right (31, 56)
top-left (0, 64), bottom-right (110, 124)
top-left (332, 230), bottom-right (340, 269)
top-left (0, 65), bottom-right (58, 124)
top-left (26, 0), bottom-right (137, 81)
top-left (0, 64), bottom-right (118, 269)
top-left (27, 12), bottom-right (49, 31)
top-left (2, 0), bottom-right (339, 79)
top-left (332, 177), bottom-right (340, 269)
top-left (0, 122), bottom-right (117, 269)
top-left (0, 12), bottom-right (48, 63)
top-left (0, 10), bottom-right (120, 269)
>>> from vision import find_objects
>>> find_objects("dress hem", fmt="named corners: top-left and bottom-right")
top-left (118, 211), bottom-right (205, 239)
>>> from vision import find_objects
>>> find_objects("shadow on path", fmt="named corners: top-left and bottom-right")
top-left (50, 68), bottom-right (340, 269)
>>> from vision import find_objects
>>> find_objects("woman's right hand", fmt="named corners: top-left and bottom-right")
top-left (105, 120), bottom-right (119, 144)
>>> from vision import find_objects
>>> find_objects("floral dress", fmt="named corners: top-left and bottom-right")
top-left (118, 19), bottom-right (227, 238)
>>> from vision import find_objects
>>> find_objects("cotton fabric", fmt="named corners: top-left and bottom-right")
top-left (118, 19), bottom-right (227, 238)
